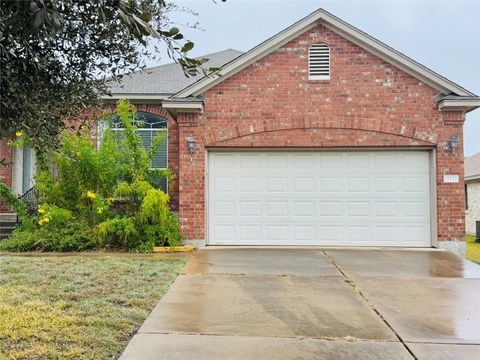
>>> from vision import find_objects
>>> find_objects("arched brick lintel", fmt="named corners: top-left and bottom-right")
top-left (205, 127), bottom-right (435, 148)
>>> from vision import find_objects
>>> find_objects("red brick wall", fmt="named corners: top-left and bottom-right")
top-left (0, 139), bottom-right (14, 212)
top-left (177, 24), bottom-right (466, 244)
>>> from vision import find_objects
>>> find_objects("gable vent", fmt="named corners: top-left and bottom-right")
top-left (309, 43), bottom-right (330, 80)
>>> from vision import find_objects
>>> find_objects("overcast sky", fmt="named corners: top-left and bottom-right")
top-left (156, 0), bottom-right (480, 156)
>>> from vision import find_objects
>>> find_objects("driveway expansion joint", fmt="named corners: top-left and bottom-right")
top-left (323, 250), bottom-right (419, 360)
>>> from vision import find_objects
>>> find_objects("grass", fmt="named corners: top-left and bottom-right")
top-left (0, 252), bottom-right (189, 359)
top-left (466, 235), bottom-right (480, 264)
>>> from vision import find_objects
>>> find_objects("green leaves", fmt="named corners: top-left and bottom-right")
top-left (181, 41), bottom-right (194, 53)
top-left (0, 0), bottom-right (214, 148)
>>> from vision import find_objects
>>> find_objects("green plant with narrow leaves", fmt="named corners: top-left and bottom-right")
top-left (0, 100), bottom-right (180, 252)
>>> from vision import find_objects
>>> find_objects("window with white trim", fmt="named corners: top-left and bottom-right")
top-left (308, 43), bottom-right (330, 80)
top-left (110, 112), bottom-right (168, 192)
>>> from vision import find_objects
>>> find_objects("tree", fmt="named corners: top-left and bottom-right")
top-left (0, 0), bottom-right (221, 149)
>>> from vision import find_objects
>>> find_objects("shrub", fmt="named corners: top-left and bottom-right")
top-left (2, 100), bottom-right (180, 252)
top-left (94, 180), bottom-right (181, 251)
top-left (0, 220), bottom-right (95, 252)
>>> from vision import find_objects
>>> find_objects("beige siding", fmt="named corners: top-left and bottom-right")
top-left (466, 180), bottom-right (480, 235)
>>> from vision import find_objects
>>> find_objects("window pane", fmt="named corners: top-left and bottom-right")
top-left (106, 112), bottom-right (169, 192)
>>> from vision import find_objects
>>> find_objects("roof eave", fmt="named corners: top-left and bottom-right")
top-left (438, 98), bottom-right (480, 113)
top-left (466, 175), bottom-right (480, 182)
top-left (161, 100), bottom-right (204, 117)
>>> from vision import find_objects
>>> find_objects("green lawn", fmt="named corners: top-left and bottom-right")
top-left (0, 253), bottom-right (189, 359)
top-left (466, 235), bottom-right (480, 264)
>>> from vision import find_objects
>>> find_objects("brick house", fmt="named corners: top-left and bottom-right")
top-left (465, 153), bottom-right (480, 235)
top-left (1, 9), bottom-right (479, 254)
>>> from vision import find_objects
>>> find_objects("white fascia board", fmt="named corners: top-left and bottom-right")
top-left (173, 9), bottom-right (475, 98)
top-left (465, 175), bottom-right (480, 182)
top-left (162, 101), bottom-right (204, 115)
top-left (438, 98), bottom-right (480, 112)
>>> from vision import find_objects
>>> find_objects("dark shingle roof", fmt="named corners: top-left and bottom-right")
top-left (107, 49), bottom-right (243, 95)
top-left (465, 152), bottom-right (480, 180)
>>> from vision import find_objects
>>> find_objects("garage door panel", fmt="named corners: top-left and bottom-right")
top-left (319, 177), bottom-right (343, 192)
top-left (375, 201), bottom-right (398, 217)
top-left (292, 201), bottom-right (316, 217)
top-left (320, 153), bottom-right (344, 168)
top-left (347, 177), bottom-right (370, 193)
top-left (266, 225), bottom-right (289, 242)
top-left (208, 151), bottom-right (431, 247)
top-left (375, 177), bottom-right (398, 193)
top-left (213, 176), bottom-right (235, 192)
top-left (402, 201), bottom-right (429, 219)
top-left (320, 201), bottom-right (343, 216)
top-left (239, 225), bottom-right (262, 241)
top-left (213, 201), bottom-right (235, 216)
top-left (293, 176), bottom-right (315, 192)
top-left (347, 201), bottom-right (371, 217)
top-left (403, 176), bottom-right (429, 193)
top-left (374, 153), bottom-right (400, 167)
top-left (347, 153), bottom-right (370, 168)
top-left (239, 177), bottom-right (262, 192)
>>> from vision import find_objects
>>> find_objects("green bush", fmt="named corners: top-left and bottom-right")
top-left (0, 220), bottom-right (95, 252)
top-left (94, 181), bottom-right (181, 251)
top-left (1, 100), bottom-right (180, 252)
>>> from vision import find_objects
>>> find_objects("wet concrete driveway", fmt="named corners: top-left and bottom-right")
top-left (120, 248), bottom-right (480, 360)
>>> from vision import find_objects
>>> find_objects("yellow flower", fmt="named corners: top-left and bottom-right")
top-left (97, 207), bottom-right (103, 214)
top-left (38, 217), bottom-right (49, 226)
top-left (38, 209), bottom-right (46, 215)
top-left (86, 191), bottom-right (96, 199)
top-left (106, 197), bottom-right (114, 205)
top-left (15, 131), bottom-right (23, 137)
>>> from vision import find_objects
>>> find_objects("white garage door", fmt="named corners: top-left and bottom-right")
top-left (208, 151), bottom-right (431, 247)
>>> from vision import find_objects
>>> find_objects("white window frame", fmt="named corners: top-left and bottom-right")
top-left (109, 127), bottom-right (168, 173)
top-left (308, 43), bottom-right (330, 80)
top-left (98, 113), bottom-right (169, 191)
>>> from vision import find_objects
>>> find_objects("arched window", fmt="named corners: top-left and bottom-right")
top-left (110, 112), bottom-right (168, 191)
top-left (308, 43), bottom-right (330, 80)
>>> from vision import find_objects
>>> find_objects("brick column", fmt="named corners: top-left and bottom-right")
top-left (436, 111), bottom-right (466, 254)
top-left (177, 113), bottom-right (205, 244)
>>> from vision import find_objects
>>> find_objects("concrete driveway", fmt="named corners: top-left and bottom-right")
top-left (120, 248), bottom-right (480, 360)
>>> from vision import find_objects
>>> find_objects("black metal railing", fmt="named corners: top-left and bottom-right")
top-left (16, 186), bottom-right (38, 224)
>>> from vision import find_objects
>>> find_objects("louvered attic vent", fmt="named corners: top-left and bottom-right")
top-left (309, 43), bottom-right (330, 80)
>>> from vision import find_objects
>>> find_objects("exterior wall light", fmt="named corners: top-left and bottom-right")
top-left (448, 135), bottom-right (459, 153)
top-left (186, 137), bottom-right (196, 154)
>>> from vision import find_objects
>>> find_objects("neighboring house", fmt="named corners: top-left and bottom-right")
top-left (465, 153), bottom-right (480, 235)
top-left (1, 9), bottom-right (480, 254)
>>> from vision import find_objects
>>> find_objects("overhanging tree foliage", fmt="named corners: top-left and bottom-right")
top-left (0, 0), bottom-right (221, 149)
